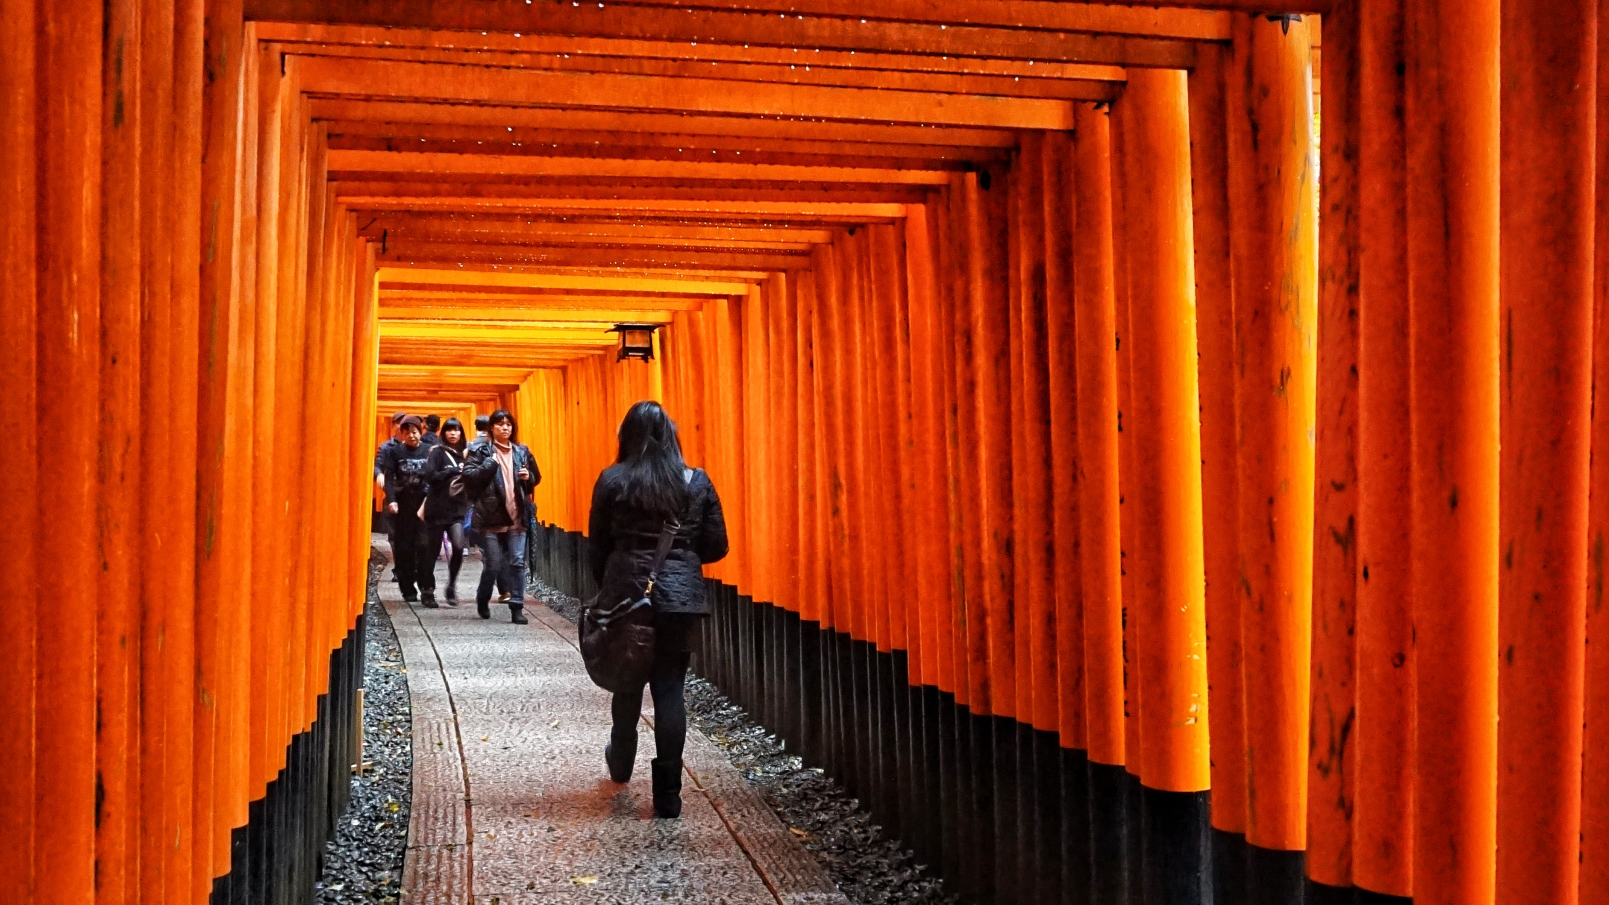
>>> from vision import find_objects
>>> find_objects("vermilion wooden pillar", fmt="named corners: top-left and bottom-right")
top-left (167, 0), bottom-right (206, 897)
top-left (0, 2), bottom-right (40, 899)
top-left (1406, 0), bottom-right (1501, 902)
top-left (1117, 66), bottom-right (1212, 905)
top-left (137, 1), bottom-right (180, 898)
top-left (98, 1), bottom-right (145, 900)
top-left (36, 4), bottom-right (105, 905)
top-left (1587, 3), bottom-right (1609, 890)
top-left (1355, 0), bottom-right (1416, 895)
top-left (904, 205), bottom-right (953, 692)
top-left (1185, 42), bottom-right (1247, 858)
top-left (1072, 103), bottom-right (1123, 774)
top-left (1310, 0), bottom-right (1361, 893)
top-left (1496, 0), bottom-right (1596, 900)
top-left (1041, 129), bottom-right (1084, 748)
top-left (1225, 17), bottom-right (1319, 887)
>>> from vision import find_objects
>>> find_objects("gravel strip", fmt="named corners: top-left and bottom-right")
top-left (314, 550), bottom-right (412, 905)
top-left (528, 578), bottom-right (955, 905)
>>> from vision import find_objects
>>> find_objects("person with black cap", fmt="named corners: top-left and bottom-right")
top-left (375, 411), bottom-right (409, 582)
top-left (380, 414), bottom-right (438, 605)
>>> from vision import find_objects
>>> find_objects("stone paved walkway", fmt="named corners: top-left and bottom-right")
top-left (382, 541), bottom-right (848, 905)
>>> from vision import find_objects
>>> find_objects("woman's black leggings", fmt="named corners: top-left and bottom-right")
top-left (610, 650), bottom-right (691, 763)
top-left (609, 612), bottom-right (702, 763)
top-left (426, 519), bottom-right (467, 592)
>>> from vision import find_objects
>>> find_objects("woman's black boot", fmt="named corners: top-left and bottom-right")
top-left (476, 599), bottom-right (491, 619)
top-left (650, 758), bottom-right (683, 818)
top-left (510, 604), bottom-right (528, 625)
top-left (604, 732), bottom-right (637, 783)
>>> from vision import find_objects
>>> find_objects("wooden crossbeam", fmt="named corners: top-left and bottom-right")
top-left (250, 1), bottom-right (1198, 68)
top-left (350, 196), bottom-right (909, 220)
top-left (307, 100), bottom-right (1018, 148)
top-left (378, 240), bottom-right (811, 271)
top-left (362, 215), bottom-right (836, 245)
top-left (324, 122), bottom-right (1009, 163)
top-left (273, 41), bottom-right (1122, 102)
top-left (376, 266), bottom-right (753, 294)
top-left (327, 149), bottom-right (956, 186)
top-left (295, 56), bottom-right (1078, 129)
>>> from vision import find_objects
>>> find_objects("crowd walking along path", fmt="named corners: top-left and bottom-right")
top-left (378, 540), bottom-right (849, 905)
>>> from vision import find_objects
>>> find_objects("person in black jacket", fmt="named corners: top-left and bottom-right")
top-left (421, 413), bottom-right (442, 447)
top-left (381, 415), bottom-right (436, 604)
top-left (588, 400), bottom-right (728, 818)
top-left (422, 417), bottom-right (471, 607)
top-left (463, 409), bottom-right (541, 624)
top-left (375, 411), bottom-right (408, 582)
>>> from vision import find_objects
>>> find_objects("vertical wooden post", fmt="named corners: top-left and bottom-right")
top-left (1496, 0), bottom-right (1596, 900)
top-left (1072, 103), bottom-right (1124, 773)
top-left (1355, 0), bottom-right (1417, 895)
top-left (967, 172), bottom-right (1015, 717)
top-left (1186, 42), bottom-right (1247, 853)
top-left (1042, 129), bottom-right (1084, 749)
top-left (1225, 13), bottom-right (1319, 872)
top-left (0, 2), bottom-right (40, 898)
top-left (1586, 3), bottom-right (1609, 890)
top-left (36, 4), bottom-right (104, 904)
top-left (1310, 0), bottom-right (1362, 892)
top-left (1117, 66), bottom-right (1212, 904)
top-left (1015, 135), bottom-right (1059, 734)
top-left (905, 206), bottom-right (953, 694)
top-left (1406, 0), bottom-right (1501, 901)
top-left (167, 0), bottom-right (205, 894)
top-left (98, 1), bottom-right (144, 899)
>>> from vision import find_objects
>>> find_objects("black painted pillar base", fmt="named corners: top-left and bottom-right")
top-left (207, 620), bottom-right (364, 905)
top-left (1140, 785), bottom-right (1211, 905)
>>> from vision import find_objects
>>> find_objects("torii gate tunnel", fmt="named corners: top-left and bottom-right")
top-left (3, 0), bottom-right (1608, 903)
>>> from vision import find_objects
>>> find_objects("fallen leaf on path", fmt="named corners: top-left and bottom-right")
top-left (571, 876), bottom-right (598, 887)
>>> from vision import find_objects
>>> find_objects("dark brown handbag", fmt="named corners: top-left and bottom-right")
top-left (579, 521), bottom-right (677, 694)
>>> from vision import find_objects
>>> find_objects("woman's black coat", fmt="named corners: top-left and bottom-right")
top-left (587, 465), bottom-right (729, 615)
top-left (422, 444), bottom-right (472, 526)
top-left (462, 439), bottom-right (540, 531)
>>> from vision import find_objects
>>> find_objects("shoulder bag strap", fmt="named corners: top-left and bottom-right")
top-left (642, 520), bottom-right (680, 598)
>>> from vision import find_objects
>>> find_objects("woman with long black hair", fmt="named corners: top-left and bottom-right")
top-left (587, 400), bottom-right (728, 818)
top-left (422, 417), bottom-right (471, 606)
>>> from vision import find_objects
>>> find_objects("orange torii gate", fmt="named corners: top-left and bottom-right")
top-left (1, 1), bottom-right (1606, 905)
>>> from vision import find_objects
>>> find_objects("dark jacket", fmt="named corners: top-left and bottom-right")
top-left (380, 440), bottom-right (432, 514)
top-left (587, 466), bottom-right (729, 616)
top-left (422, 443), bottom-right (472, 526)
top-left (374, 437), bottom-right (400, 477)
top-left (462, 438), bottom-right (540, 531)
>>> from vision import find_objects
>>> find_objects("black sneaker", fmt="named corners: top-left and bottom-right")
top-left (476, 600), bottom-right (491, 620)
top-left (420, 591), bottom-right (438, 609)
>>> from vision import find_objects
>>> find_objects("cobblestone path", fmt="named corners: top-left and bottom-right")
top-left (382, 543), bottom-right (848, 905)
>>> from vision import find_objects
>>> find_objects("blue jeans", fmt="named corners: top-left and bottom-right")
top-left (478, 528), bottom-right (526, 607)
